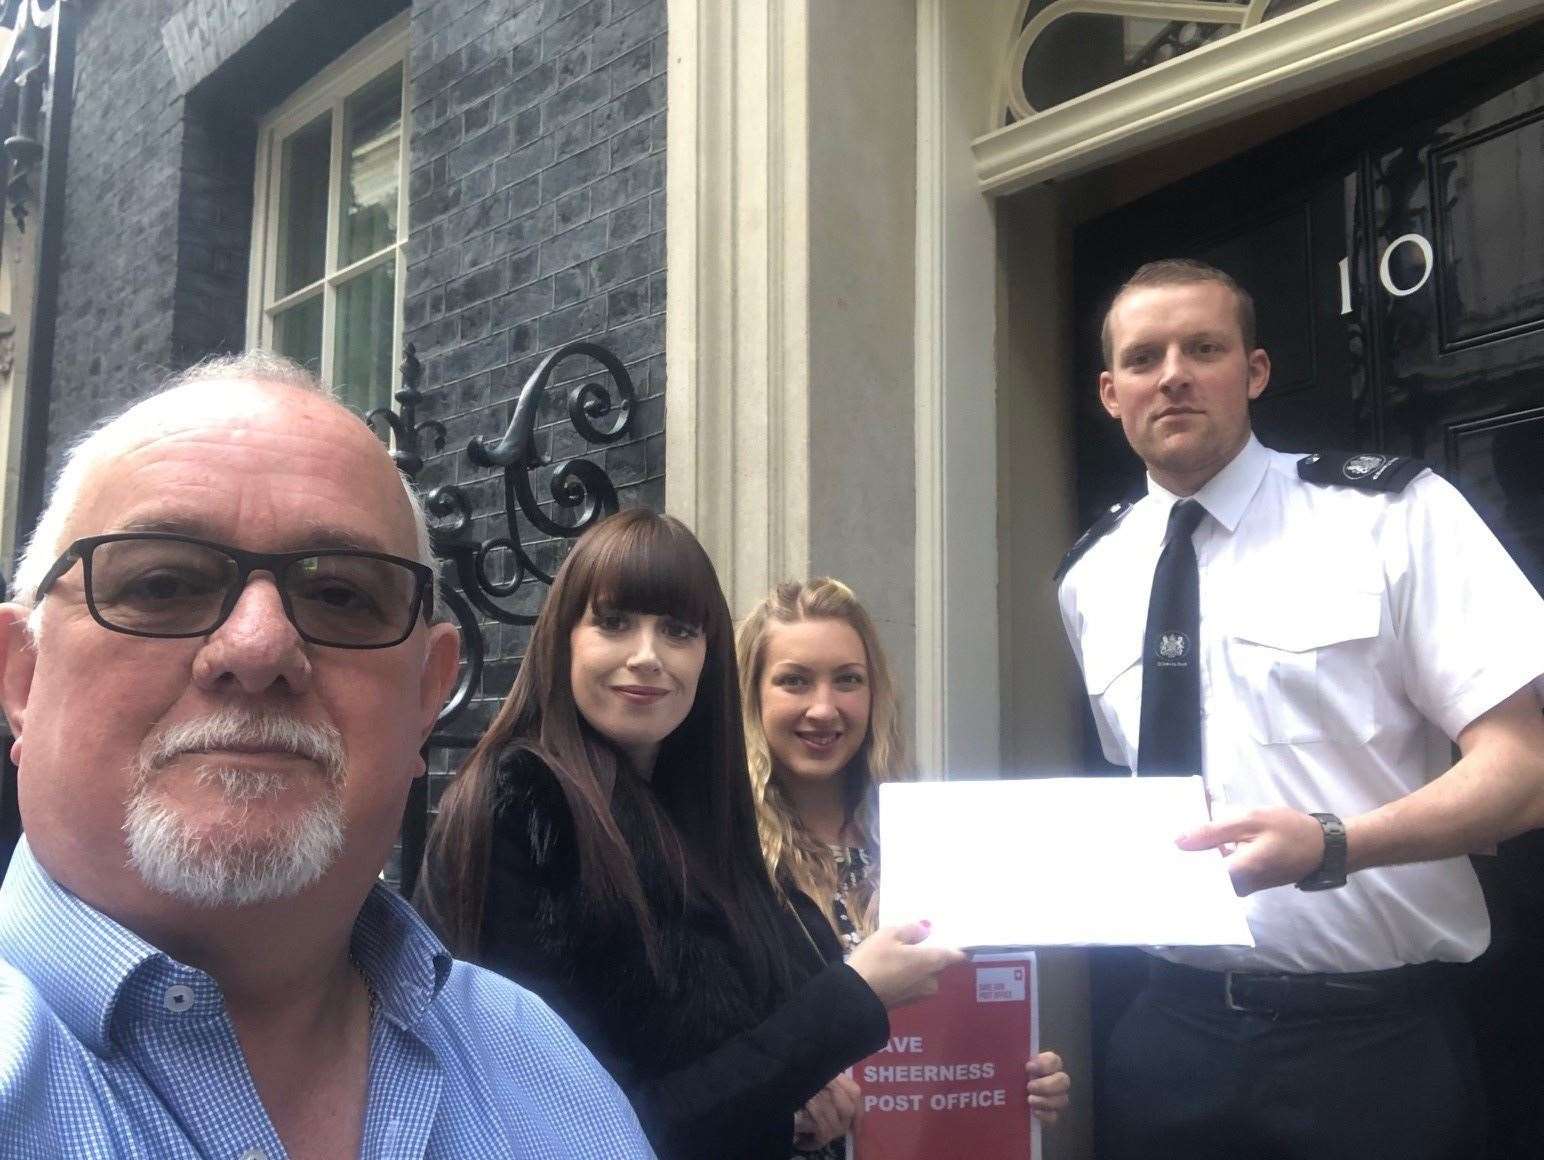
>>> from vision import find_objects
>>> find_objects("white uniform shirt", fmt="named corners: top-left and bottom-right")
top-left (1058, 435), bottom-right (1544, 973)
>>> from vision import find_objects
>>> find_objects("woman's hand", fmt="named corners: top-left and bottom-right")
top-left (847, 921), bottom-right (966, 1009)
top-left (792, 1073), bottom-right (862, 1149)
top-left (1025, 1051), bottom-right (1071, 1124)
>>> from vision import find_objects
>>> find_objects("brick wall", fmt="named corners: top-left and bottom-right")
top-left (403, 0), bottom-right (667, 772)
top-left (43, 0), bottom-right (408, 481)
top-left (46, 0), bottom-right (187, 467)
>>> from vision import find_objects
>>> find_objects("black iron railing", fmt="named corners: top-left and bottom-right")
top-left (370, 341), bottom-right (635, 895)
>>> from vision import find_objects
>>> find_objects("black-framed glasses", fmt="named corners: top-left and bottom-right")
top-left (35, 532), bottom-right (434, 649)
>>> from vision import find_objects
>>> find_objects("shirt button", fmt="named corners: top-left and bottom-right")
top-left (163, 984), bottom-right (195, 1013)
top-left (238, 1149), bottom-right (267, 1160)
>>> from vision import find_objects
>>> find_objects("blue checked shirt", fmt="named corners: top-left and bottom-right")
top-left (0, 839), bottom-right (656, 1159)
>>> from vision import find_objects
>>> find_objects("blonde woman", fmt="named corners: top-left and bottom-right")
top-left (738, 579), bottom-right (1072, 1153)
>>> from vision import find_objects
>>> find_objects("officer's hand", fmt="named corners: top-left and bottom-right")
top-left (1026, 1051), bottom-right (1071, 1124)
top-left (1175, 807), bottom-right (1327, 895)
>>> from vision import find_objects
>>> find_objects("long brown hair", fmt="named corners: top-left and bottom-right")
top-left (420, 508), bottom-right (792, 995)
top-left (736, 578), bottom-right (909, 938)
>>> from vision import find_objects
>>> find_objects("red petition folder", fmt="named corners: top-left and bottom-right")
top-left (850, 953), bottom-right (1038, 1160)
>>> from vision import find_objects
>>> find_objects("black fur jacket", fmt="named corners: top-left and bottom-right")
top-left (420, 747), bottom-right (888, 1160)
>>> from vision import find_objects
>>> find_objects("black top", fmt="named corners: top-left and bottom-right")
top-left (418, 748), bottom-right (889, 1160)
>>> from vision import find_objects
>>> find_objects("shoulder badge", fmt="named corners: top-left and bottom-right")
top-left (1297, 451), bottom-right (1428, 493)
top-left (1054, 499), bottom-right (1135, 584)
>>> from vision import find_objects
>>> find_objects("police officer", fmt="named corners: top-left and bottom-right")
top-left (1057, 259), bottom-right (1544, 1160)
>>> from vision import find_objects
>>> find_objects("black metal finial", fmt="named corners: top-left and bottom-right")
top-left (366, 339), bottom-right (637, 736)
top-left (366, 342), bottom-right (446, 480)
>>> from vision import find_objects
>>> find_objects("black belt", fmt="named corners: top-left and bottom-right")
top-left (1147, 957), bottom-right (1454, 1016)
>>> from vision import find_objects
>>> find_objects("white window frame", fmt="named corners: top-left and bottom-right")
top-left (247, 12), bottom-right (411, 405)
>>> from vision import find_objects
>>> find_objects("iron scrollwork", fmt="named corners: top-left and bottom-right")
top-left (368, 340), bottom-right (636, 741)
top-left (0, 1), bottom-right (62, 234)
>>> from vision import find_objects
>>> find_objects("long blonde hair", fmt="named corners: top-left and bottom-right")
top-left (736, 579), bottom-right (909, 937)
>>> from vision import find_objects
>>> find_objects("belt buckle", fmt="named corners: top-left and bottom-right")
top-left (1223, 971), bottom-right (1246, 1012)
top-left (1223, 971), bottom-right (1280, 1018)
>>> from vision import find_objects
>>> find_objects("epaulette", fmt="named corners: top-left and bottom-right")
top-left (1297, 451), bottom-right (1428, 493)
top-left (1054, 499), bottom-right (1135, 584)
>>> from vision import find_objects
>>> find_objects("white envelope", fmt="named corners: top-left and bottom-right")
top-left (877, 776), bottom-right (1254, 949)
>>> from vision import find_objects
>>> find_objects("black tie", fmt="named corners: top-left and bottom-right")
top-left (1138, 500), bottom-right (1206, 776)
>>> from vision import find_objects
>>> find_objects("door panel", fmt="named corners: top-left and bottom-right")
top-left (1371, 65), bottom-right (1544, 468)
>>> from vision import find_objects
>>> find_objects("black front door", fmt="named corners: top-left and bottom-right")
top-left (1073, 26), bottom-right (1544, 1157)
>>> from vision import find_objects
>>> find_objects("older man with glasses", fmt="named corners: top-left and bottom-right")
top-left (0, 352), bottom-right (654, 1159)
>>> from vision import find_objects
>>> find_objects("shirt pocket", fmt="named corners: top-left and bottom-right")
top-left (1228, 589), bottom-right (1383, 745)
top-left (1080, 623), bottom-right (1144, 761)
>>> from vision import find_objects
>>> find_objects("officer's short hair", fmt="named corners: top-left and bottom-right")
top-left (1100, 259), bottom-right (1257, 368)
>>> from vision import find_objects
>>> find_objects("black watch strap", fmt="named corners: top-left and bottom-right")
top-left (1296, 812), bottom-right (1348, 892)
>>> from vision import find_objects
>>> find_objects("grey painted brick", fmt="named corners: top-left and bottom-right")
top-left (604, 312), bottom-right (663, 362)
top-left (413, 109), bottom-right (464, 159)
top-left (539, 218), bottom-right (608, 275)
top-left (606, 42), bottom-right (652, 95)
top-left (496, 137), bottom-right (554, 187)
top-left (593, 72), bottom-right (662, 140)
top-left (459, 300), bottom-right (493, 340)
top-left (508, 320), bottom-right (540, 357)
top-left (606, 198), bottom-right (650, 245)
top-left (512, 105), bottom-right (543, 148)
top-left (556, 187), bottom-right (591, 230)
top-left (592, 0), bottom-right (661, 67)
top-left (545, 71), bottom-right (609, 126)
top-left (606, 277), bottom-right (648, 326)
top-left (449, 54), bottom-right (514, 112)
top-left (554, 115), bottom-right (592, 161)
top-left (448, 119), bottom-right (512, 178)
top-left (449, 188), bottom-right (513, 243)
top-left (497, 278), bottom-right (555, 323)
top-left (608, 119), bottom-right (652, 169)
top-left (539, 298), bottom-right (605, 347)
top-left (554, 266), bottom-right (587, 307)
top-left (555, 42), bottom-right (590, 88)
top-left (495, 202), bottom-right (557, 255)
top-left (548, 0), bottom-right (600, 20)
top-left (540, 140), bottom-right (608, 202)
top-left (509, 246), bottom-right (542, 288)
top-left (445, 260), bottom-right (510, 312)
top-left (463, 95), bottom-right (494, 135)
top-left (508, 174), bottom-right (543, 217)
top-left (495, 60), bottom-right (555, 119)
top-left (590, 230), bottom-right (662, 290)
top-left (509, 37), bottom-right (544, 80)
top-left (543, 1), bottom-right (607, 56)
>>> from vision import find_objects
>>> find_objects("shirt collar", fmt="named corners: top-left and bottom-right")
top-left (0, 837), bottom-right (454, 1052)
top-left (0, 839), bottom-right (164, 1053)
top-left (1144, 433), bottom-right (1270, 534)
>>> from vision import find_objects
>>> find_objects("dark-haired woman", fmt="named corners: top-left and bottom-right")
top-left (416, 508), bottom-right (961, 1160)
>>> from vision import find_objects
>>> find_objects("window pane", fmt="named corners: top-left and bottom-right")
top-left (273, 294), bottom-right (323, 374)
top-left (339, 65), bottom-right (403, 266)
top-left (335, 261), bottom-right (395, 413)
top-left (278, 113), bottom-right (331, 296)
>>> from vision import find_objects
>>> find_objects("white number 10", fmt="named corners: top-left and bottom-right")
top-left (1339, 234), bottom-right (1435, 315)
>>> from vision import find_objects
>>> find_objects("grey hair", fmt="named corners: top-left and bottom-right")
top-left (12, 351), bottom-right (436, 623)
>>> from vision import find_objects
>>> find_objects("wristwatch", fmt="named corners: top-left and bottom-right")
top-left (1295, 812), bottom-right (1348, 892)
